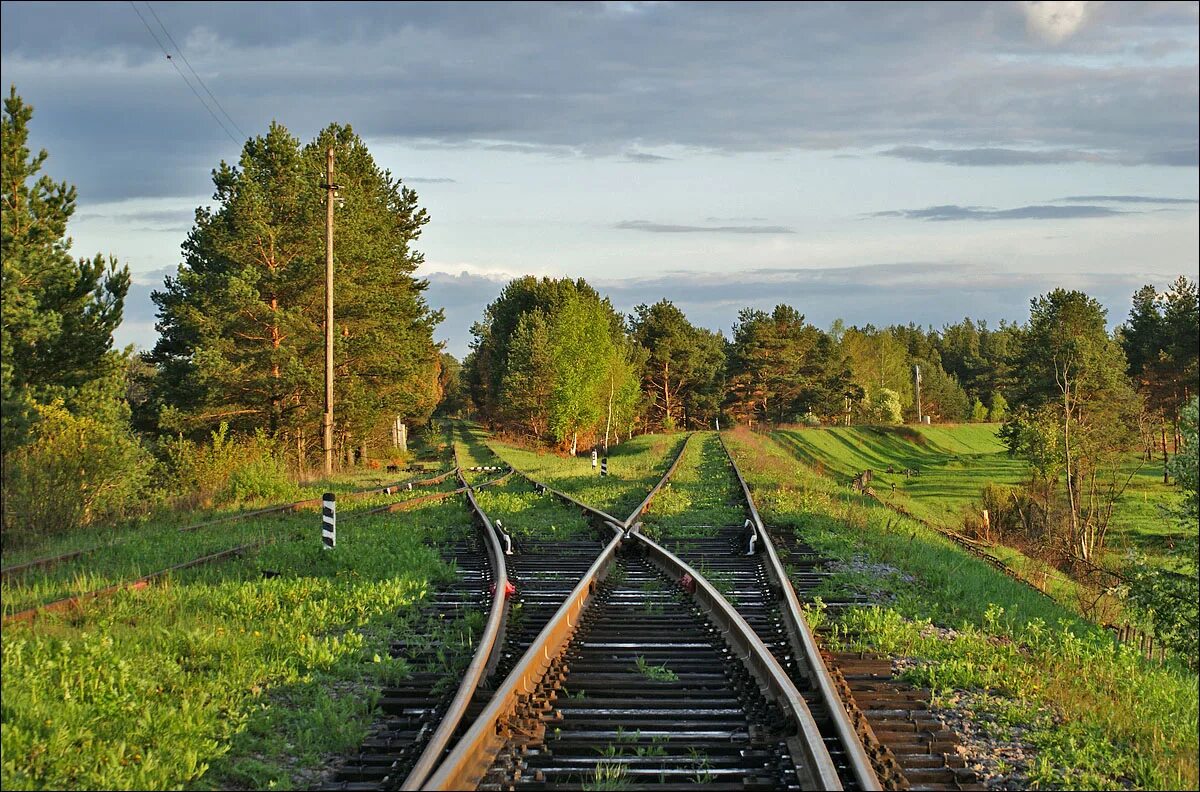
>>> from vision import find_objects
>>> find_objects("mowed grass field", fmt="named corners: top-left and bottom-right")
top-left (770, 423), bottom-right (1185, 564)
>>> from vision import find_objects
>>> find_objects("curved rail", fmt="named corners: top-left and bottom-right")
top-left (719, 432), bottom-right (882, 791)
top-left (421, 429), bottom-right (851, 790)
top-left (399, 470), bottom-right (510, 790)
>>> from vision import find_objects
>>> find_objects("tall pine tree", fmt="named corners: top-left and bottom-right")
top-left (148, 121), bottom-right (441, 462)
top-left (1, 87), bottom-right (130, 450)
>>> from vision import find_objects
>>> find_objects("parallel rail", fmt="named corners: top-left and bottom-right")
top-left (420, 428), bottom-right (870, 790)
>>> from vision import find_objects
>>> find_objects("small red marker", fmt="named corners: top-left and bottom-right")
top-left (680, 573), bottom-right (695, 594)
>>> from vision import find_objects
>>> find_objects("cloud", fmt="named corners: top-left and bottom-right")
top-left (624, 151), bottom-right (672, 163)
top-left (2, 3), bottom-right (1196, 201)
top-left (880, 145), bottom-right (1112, 166)
top-left (1021, 1), bottom-right (1092, 44)
top-left (872, 204), bottom-right (1127, 221)
top-left (405, 177), bottom-right (458, 184)
top-left (615, 220), bottom-right (794, 234)
top-left (1055, 195), bottom-right (1198, 204)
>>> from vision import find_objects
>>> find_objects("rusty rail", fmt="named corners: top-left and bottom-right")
top-left (720, 432), bottom-right (883, 791)
top-left (1, 469), bottom-right (458, 580)
top-left (399, 469), bottom-right (511, 790)
top-left (622, 431), bottom-right (694, 526)
top-left (3, 542), bottom-right (262, 625)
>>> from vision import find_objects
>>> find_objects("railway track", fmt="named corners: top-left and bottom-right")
top-left (368, 429), bottom-right (876, 791)
top-left (326, 432), bottom-right (638, 790)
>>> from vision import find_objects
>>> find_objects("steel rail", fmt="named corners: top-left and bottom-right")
top-left (719, 432), bottom-right (883, 791)
top-left (421, 429), bottom-right (847, 790)
top-left (621, 431), bottom-right (694, 527)
top-left (422, 531), bottom-right (624, 790)
top-left (634, 530), bottom-right (843, 790)
top-left (3, 541), bottom-right (262, 624)
top-left (0, 470), bottom-right (458, 580)
top-left (399, 470), bottom-right (511, 790)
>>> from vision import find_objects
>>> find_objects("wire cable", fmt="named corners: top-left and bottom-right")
top-left (144, 1), bottom-right (247, 140)
top-left (128, 1), bottom-right (241, 146)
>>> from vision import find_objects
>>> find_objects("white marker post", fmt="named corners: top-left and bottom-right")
top-left (591, 449), bottom-right (598, 469)
top-left (322, 492), bottom-right (336, 550)
top-left (600, 457), bottom-right (608, 477)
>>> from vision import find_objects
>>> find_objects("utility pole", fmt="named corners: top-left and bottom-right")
top-left (321, 147), bottom-right (338, 475)
top-left (914, 364), bottom-right (922, 424)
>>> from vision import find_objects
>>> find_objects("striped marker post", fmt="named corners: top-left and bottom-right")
top-left (600, 457), bottom-right (608, 477)
top-left (322, 493), bottom-right (336, 550)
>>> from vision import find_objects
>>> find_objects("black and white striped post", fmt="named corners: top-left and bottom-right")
top-left (600, 457), bottom-right (608, 477)
top-left (322, 492), bottom-right (336, 550)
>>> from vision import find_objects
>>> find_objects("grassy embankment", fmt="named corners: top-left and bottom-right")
top-left (771, 423), bottom-right (1184, 566)
top-left (1, 497), bottom-right (462, 791)
top-left (724, 426), bottom-right (1198, 791)
top-left (479, 424), bottom-right (689, 521)
top-left (1, 446), bottom-right (606, 791)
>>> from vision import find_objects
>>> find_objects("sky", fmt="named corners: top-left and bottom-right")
top-left (2, 0), bottom-right (1197, 358)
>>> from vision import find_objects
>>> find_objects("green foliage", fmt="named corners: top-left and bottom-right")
top-left (629, 300), bottom-right (725, 430)
top-left (867, 388), bottom-right (904, 425)
top-left (726, 304), bottom-right (849, 424)
top-left (987, 391), bottom-right (1008, 422)
top-left (971, 398), bottom-right (988, 422)
top-left (0, 496), bottom-right (468, 790)
top-left (148, 121), bottom-right (441, 459)
top-left (1, 87), bottom-right (130, 452)
top-left (1126, 397), bottom-right (1199, 666)
top-left (1, 401), bottom-right (153, 543)
top-left (162, 423), bottom-right (300, 509)
top-left (724, 428), bottom-right (1199, 790)
top-left (468, 277), bottom-right (639, 447)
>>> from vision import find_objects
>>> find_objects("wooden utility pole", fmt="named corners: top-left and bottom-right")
top-left (914, 364), bottom-right (922, 423)
top-left (322, 147), bottom-right (337, 475)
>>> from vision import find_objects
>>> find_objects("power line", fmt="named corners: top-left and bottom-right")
top-left (128, 1), bottom-right (240, 146)
top-left (144, 1), bottom-right (247, 140)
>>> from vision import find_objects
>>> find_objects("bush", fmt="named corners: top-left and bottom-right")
top-left (988, 392), bottom-right (1008, 422)
top-left (971, 398), bottom-right (988, 422)
top-left (1, 401), bottom-right (154, 543)
top-left (162, 424), bottom-right (299, 508)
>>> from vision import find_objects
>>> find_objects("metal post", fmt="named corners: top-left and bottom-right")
top-left (322, 492), bottom-right (336, 550)
top-left (322, 147), bottom-right (337, 475)
top-left (591, 449), bottom-right (598, 469)
top-left (600, 457), bottom-right (608, 477)
top-left (914, 364), bottom-right (922, 424)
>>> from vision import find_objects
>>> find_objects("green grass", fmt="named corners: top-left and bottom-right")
top-left (484, 428), bottom-right (688, 522)
top-left (471, 477), bottom-right (594, 541)
top-left (724, 426), bottom-right (1199, 791)
top-left (770, 423), bottom-right (1187, 570)
top-left (1, 494), bottom-right (478, 790)
top-left (639, 433), bottom-right (744, 538)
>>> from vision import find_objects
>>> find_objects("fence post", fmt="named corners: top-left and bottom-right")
top-left (600, 457), bottom-right (608, 477)
top-left (322, 492), bottom-right (336, 550)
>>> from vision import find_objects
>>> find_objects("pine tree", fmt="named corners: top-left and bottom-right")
top-left (148, 121), bottom-right (441, 462)
top-left (1, 87), bottom-right (130, 450)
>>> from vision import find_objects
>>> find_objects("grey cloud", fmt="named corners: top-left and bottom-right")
top-left (615, 220), bottom-right (794, 234)
top-left (1056, 195), bottom-right (1198, 205)
top-left (405, 177), bottom-right (458, 184)
top-left (624, 151), bottom-right (672, 163)
top-left (2, 2), bottom-right (1196, 201)
top-left (880, 146), bottom-right (1111, 166)
top-left (75, 207), bottom-right (196, 232)
top-left (872, 204), bottom-right (1127, 221)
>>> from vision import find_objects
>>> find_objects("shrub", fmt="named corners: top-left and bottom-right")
top-left (971, 398), bottom-right (988, 422)
top-left (1, 401), bottom-right (153, 543)
top-left (867, 388), bottom-right (903, 425)
top-left (988, 392), bottom-right (1008, 422)
top-left (162, 424), bottom-right (299, 508)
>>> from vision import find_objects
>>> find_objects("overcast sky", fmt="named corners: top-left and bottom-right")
top-left (2, 0), bottom-right (1197, 357)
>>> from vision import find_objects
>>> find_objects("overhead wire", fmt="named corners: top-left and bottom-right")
top-left (144, 1), bottom-right (247, 140)
top-left (128, 0), bottom-right (241, 146)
